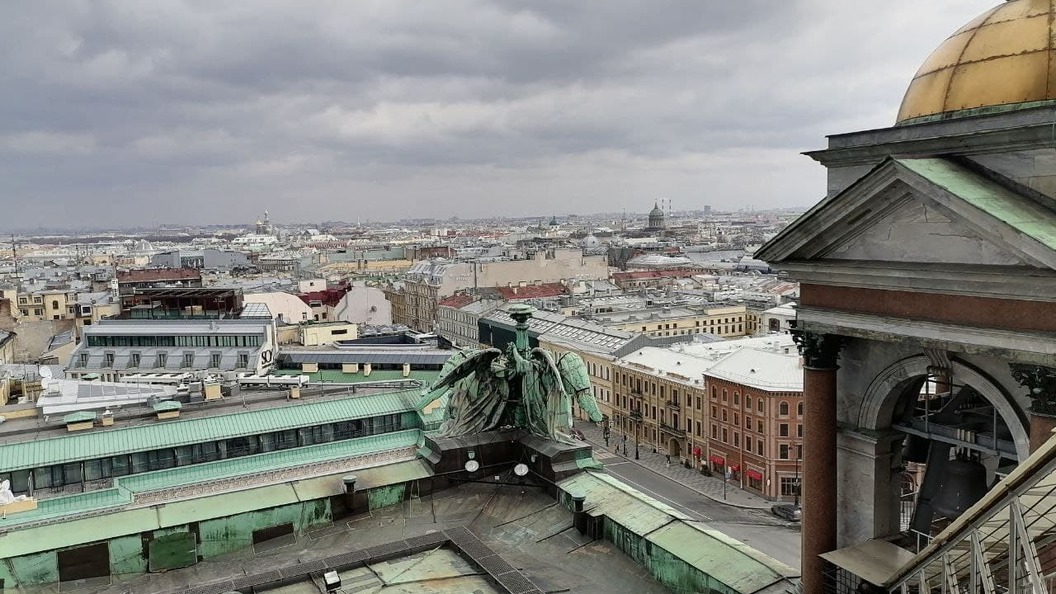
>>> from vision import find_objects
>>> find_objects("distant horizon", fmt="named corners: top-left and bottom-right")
top-left (0, 204), bottom-right (811, 237)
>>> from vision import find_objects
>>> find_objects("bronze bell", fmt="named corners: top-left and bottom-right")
top-left (931, 457), bottom-right (989, 519)
top-left (902, 434), bottom-right (930, 464)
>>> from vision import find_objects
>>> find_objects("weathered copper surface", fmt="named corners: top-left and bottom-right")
top-left (417, 305), bottom-right (603, 444)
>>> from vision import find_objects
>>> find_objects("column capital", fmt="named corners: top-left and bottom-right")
top-left (1010, 363), bottom-right (1056, 416)
top-left (791, 326), bottom-right (845, 370)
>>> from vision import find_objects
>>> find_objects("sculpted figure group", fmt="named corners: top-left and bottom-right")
top-left (417, 305), bottom-right (603, 444)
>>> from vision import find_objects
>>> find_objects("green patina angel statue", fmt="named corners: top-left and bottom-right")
top-left (416, 304), bottom-right (603, 444)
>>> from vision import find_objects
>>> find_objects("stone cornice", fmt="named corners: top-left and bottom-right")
top-left (805, 114), bottom-right (1056, 168)
top-left (777, 261), bottom-right (1056, 302)
top-left (795, 307), bottom-right (1056, 366)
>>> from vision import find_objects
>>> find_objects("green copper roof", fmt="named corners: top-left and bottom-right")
top-left (152, 400), bottom-right (182, 412)
top-left (647, 520), bottom-right (798, 593)
top-left (558, 471), bottom-right (798, 594)
top-left (1, 429), bottom-right (422, 530)
top-left (63, 411), bottom-right (96, 423)
top-left (0, 389), bottom-right (421, 472)
top-left (560, 471), bottom-right (690, 534)
top-left (897, 158), bottom-right (1056, 253)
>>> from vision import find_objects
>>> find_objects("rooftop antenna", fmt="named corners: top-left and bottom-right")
top-left (10, 235), bottom-right (17, 276)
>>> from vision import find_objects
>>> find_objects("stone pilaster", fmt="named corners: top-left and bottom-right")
top-left (1009, 363), bottom-right (1056, 453)
top-left (792, 327), bottom-right (845, 594)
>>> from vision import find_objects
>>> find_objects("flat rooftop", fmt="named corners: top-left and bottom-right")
top-left (61, 482), bottom-right (673, 594)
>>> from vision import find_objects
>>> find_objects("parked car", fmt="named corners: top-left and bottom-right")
top-left (771, 504), bottom-right (802, 521)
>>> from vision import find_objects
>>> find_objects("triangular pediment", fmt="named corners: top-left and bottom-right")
top-left (757, 158), bottom-right (1056, 271)
top-left (822, 195), bottom-right (1025, 266)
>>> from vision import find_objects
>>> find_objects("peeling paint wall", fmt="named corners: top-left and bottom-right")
top-left (367, 484), bottom-right (407, 510)
top-left (601, 518), bottom-right (737, 594)
top-left (2, 551), bottom-right (58, 586)
top-left (1, 500), bottom-right (333, 587)
top-left (108, 534), bottom-right (148, 577)
top-left (198, 500), bottom-right (332, 558)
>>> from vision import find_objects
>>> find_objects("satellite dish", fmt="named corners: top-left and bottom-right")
top-left (39, 366), bottom-right (53, 380)
top-left (464, 460), bottom-right (480, 473)
top-left (514, 463), bottom-right (529, 477)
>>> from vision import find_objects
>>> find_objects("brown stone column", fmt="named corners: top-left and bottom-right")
top-left (793, 330), bottom-right (845, 594)
top-left (1010, 364), bottom-right (1056, 453)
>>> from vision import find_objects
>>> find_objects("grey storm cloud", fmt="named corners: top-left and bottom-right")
top-left (0, 0), bottom-right (998, 229)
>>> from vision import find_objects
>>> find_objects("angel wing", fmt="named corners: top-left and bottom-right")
top-left (416, 348), bottom-right (502, 410)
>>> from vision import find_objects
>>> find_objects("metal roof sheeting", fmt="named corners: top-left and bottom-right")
top-left (647, 521), bottom-right (799, 593)
top-left (561, 472), bottom-right (690, 534)
top-left (1, 431), bottom-right (422, 534)
top-left (0, 389), bottom-right (421, 472)
top-left (558, 471), bottom-right (798, 594)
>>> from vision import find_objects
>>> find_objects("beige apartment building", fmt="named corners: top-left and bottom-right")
top-left (594, 303), bottom-right (750, 339)
top-left (17, 290), bottom-right (71, 321)
top-left (611, 348), bottom-right (711, 464)
top-left (536, 320), bottom-right (638, 421)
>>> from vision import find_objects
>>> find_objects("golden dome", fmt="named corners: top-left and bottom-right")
top-left (897, 0), bottom-right (1056, 124)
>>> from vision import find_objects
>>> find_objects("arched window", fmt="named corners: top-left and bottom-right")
top-left (52, 300), bottom-right (59, 310)
top-left (779, 401), bottom-right (789, 416)
top-left (746, 396), bottom-right (753, 409)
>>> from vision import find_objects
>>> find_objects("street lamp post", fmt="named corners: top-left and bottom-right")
top-left (631, 409), bottom-right (642, 460)
top-left (794, 452), bottom-right (801, 507)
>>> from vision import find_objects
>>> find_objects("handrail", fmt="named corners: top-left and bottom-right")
top-left (884, 430), bottom-right (1056, 590)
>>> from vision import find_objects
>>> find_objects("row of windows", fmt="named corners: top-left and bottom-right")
top-left (86, 335), bottom-right (263, 348)
top-left (1, 414), bottom-right (407, 495)
top-left (710, 423), bottom-right (802, 459)
top-left (711, 386), bottom-right (802, 416)
top-left (84, 351), bottom-right (252, 369)
top-left (642, 326), bottom-right (743, 337)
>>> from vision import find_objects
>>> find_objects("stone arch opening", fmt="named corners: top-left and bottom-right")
top-left (858, 355), bottom-right (1029, 462)
top-left (856, 354), bottom-right (1030, 540)
top-left (668, 438), bottom-right (682, 461)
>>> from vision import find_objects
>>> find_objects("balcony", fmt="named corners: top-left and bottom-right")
top-left (664, 399), bottom-right (680, 410)
top-left (659, 422), bottom-right (685, 437)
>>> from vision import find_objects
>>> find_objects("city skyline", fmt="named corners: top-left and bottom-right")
top-left (1, 1), bottom-right (994, 228)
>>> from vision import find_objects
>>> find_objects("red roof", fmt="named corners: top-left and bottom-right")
top-left (439, 294), bottom-right (475, 309)
top-left (298, 287), bottom-right (348, 307)
top-left (117, 268), bottom-right (202, 283)
top-left (495, 283), bottom-right (568, 301)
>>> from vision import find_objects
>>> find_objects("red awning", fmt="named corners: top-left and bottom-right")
top-left (692, 446), bottom-right (702, 457)
top-left (709, 455), bottom-right (724, 465)
top-left (728, 464), bottom-right (740, 472)
top-left (746, 469), bottom-right (763, 481)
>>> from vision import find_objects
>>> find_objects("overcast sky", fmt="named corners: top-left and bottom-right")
top-left (0, 1), bottom-right (997, 230)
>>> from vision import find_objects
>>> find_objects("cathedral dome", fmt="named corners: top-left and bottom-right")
top-left (897, 0), bottom-right (1056, 124)
top-left (648, 202), bottom-right (666, 230)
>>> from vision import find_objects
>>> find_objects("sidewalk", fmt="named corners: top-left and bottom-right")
top-left (577, 422), bottom-right (773, 510)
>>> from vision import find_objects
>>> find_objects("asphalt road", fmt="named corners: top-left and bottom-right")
top-left (599, 457), bottom-right (803, 569)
